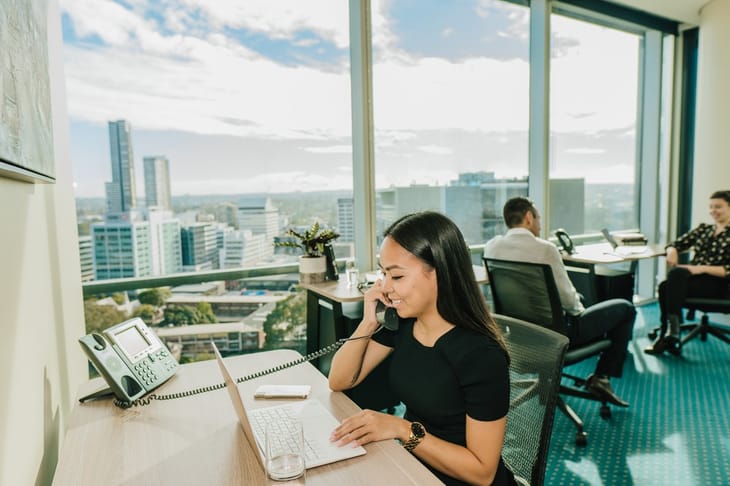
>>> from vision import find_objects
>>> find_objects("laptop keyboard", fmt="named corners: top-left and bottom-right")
top-left (249, 404), bottom-right (320, 463)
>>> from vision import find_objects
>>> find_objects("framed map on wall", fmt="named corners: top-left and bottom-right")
top-left (0, 0), bottom-right (55, 183)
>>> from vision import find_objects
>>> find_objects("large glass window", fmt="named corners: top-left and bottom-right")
top-left (371, 0), bottom-right (530, 246)
top-left (549, 13), bottom-right (641, 235)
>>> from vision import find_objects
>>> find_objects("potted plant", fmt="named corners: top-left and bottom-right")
top-left (275, 222), bottom-right (340, 284)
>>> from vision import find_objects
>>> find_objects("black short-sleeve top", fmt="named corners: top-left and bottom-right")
top-left (372, 319), bottom-right (512, 486)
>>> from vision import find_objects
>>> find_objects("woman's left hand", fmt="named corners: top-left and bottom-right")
top-left (330, 409), bottom-right (409, 446)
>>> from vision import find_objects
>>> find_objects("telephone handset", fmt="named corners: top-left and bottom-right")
top-left (375, 300), bottom-right (399, 331)
top-left (554, 228), bottom-right (575, 255)
top-left (89, 303), bottom-right (400, 409)
top-left (78, 317), bottom-right (179, 403)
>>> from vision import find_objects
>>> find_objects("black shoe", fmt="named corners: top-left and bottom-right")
top-left (644, 336), bottom-right (669, 355)
top-left (664, 336), bottom-right (682, 356)
top-left (585, 374), bottom-right (629, 408)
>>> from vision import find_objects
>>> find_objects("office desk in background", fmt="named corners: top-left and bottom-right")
top-left (562, 242), bottom-right (666, 306)
top-left (52, 350), bottom-right (440, 486)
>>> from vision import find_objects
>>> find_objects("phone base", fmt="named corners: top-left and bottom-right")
top-left (79, 386), bottom-right (115, 403)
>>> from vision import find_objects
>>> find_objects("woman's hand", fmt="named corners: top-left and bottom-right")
top-left (665, 246), bottom-right (679, 267)
top-left (330, 410), bottom-right (410, 447)
top-left (361, 278), bottom-right (393, 329)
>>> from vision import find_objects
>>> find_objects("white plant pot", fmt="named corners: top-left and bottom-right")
top-left (299, 255), bottom-right (327, 284)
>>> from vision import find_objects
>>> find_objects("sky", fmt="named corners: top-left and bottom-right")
top-left (59, 0), bottom-right (640, 198)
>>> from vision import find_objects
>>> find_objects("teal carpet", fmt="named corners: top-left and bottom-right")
top-left (545, 303), bottom-right (730, 485)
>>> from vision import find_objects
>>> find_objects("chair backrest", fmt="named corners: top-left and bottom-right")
top-left (484, 257), bottom-right (569, 336)
top-left (495, 314), bottom-right (569, 486)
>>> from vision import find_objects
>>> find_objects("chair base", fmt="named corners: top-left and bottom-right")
top-left (557, 377), bottom-right (612, 447)
top-left (649, 313), bottom-right (730, 354)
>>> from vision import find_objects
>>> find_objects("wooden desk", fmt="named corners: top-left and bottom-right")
top-left (52, 350), bottom-right (440, 486)
top-left (561, 243), bottom-right (665, 305)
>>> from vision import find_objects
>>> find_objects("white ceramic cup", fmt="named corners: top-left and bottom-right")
top-left (265, 418), bottom-right (306, 481)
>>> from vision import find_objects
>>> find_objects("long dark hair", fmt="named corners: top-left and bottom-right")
top-left (383, 211), bottom-right (509, 360)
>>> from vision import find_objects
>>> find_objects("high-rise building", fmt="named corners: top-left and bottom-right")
top-left (78, 235), bottom-right (94, 282)
top-left (144, 156), bottom-right (172, 210)
top-left (336, 198), bottom-right (355, 242)
top-left (238, 196), bottom-right (278, 260)
top-left (92, 215), bottom-right (152, 280)
top-left (220, 230), bottom-right (268, 268)
top-left (181, 222), bottom-right (219, 271)
top-left (146, 209), bottom-right (182, 275)
top-left (105, 120), bottom-right (137, 213)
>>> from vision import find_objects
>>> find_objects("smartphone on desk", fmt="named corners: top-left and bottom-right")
top-left (78, 317), bottom-right (179, 403)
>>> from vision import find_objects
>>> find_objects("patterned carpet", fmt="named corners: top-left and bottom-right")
top-left (545, 302), bottom-right (730, 486)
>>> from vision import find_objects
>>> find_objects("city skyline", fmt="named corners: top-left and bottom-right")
top-left (61, 0), bottom-right (641, 199)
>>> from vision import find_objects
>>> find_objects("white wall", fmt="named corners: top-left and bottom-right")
top-left (0, 1), bottom-right (86, 485)
top-left (692, 0), bottom-right (730, 223)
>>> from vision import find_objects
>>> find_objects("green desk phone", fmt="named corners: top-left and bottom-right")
top-left (79, 317), bottom-right (179, 403)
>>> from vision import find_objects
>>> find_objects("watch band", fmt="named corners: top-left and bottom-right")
top-left (403, 422), bottom-right (426, 452)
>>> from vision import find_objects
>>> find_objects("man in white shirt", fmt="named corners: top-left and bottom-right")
top-left (484, 196), bottom-right (635, 407)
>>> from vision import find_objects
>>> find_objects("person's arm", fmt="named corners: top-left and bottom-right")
top-left (665, 246), bottom-right (679, 267)
top-left (546, 244), bottom-right (584, 314)
top-left (328, 282), bottom-right (392, 391)
top-left (331, 411), bottom-right (505, 485)
top-left (678, 264), bottom-right (728, 278)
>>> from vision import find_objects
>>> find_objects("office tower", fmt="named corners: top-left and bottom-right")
top-left (78, 235), bottom-right (95, 282)
top-left (480, 177), bottom-right (529, 242)
top-left (105, 120), bottom-right (137, 213)
top-left (147, 209), bottom-right (183, 275)
top-left (92, 217), bottom-right (152, 280)
top-left (220, 230), bottom-right (268, 268)
top-left (237, 196), bottom-right (278, 261)
top-left (181, 222), bottom-right (219, 271)
top-left (336, 198), bottom-right (355, 242)
top-left (144, 156), bottom-right (172, 210)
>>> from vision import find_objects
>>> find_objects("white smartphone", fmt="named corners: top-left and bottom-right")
top-left (253, 384), bottom-right (311, 399)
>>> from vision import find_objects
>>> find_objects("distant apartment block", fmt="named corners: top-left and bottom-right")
top-left (336, 197), bottom-right (355, 242)
top-left (92, 217), bottom-right (152, 280)
top-left (549, 178), bottom-right (586, 235)
top-left (156, 322), bottom-right (264, 358)
top-left (105, 120), bottom-right (137, 213)
top-left (220, 230), bottom-right (269, 268)
top-left (147, 209), bottom-right (183, 275)
top-left (78, 235), bottom-right (94, 282)
top-left (238, 196), bottom-right (278, 250)
top-left (144, 156), bottom-right (172, 210)
top-left (181, 222), bottom-right (219, 271)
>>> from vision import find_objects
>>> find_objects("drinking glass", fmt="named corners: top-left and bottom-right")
top-left (346, 261), bottom-right (360, 288)
top-left (265, 418), bottom-right (306, 481)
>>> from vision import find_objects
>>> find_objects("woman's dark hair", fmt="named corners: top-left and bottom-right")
top-left (383, 211), bottom-right (509, 360)
top-left (710, 190), bottom-right (730, 205)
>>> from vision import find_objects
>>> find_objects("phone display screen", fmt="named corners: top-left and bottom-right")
top-left (115, 326), bottom-right (151, 358)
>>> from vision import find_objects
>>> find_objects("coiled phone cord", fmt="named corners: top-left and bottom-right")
top-left (113, 330), bottom-right (380, 409)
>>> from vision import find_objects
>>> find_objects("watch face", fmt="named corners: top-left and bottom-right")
top-left (411, 422), bottom-right (426, 439)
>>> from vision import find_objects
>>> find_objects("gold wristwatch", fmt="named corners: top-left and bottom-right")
top-left (402, 422), bottom-right (426, 452)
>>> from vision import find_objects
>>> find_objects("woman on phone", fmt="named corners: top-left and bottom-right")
top-left (328, 211), bottom-right (515, 486)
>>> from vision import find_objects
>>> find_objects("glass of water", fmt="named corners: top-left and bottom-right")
top-left (265, 418), bottom-right (306, 481)
top-left (345, 261), bottom-right (360, 288)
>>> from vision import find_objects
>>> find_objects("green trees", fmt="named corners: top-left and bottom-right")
top-left (138, 288), bottom-right (172, 307)
top-left (163, 302), bottom-right (218, 326)
top-left (262, 291), bottom-right (306, 348)
top-left (83, 299), bottom-right (127, 334)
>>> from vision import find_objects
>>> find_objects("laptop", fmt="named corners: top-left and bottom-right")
top-left (601, 228), bottom-right (648, 255)
top-left (211, 342), bottom-right (366, 470)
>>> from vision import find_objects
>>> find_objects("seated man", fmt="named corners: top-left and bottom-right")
top-left (484, 196), bottom-right (635, 407)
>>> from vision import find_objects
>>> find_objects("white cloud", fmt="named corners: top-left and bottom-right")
top-left (417, 145), bottom-right (453, 155)
top-left (302, 145), bottom-right (352, 154)
top-left (565, 148), bottom-right (606, 155)
top-left (172, 171), bottom-right (353, 194)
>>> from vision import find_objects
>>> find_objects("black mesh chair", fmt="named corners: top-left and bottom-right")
top-left (495, 314), bottom-right (568, 486)
top-left (484, 257), bottom-right (613, 446)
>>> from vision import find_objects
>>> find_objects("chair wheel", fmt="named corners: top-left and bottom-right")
top-left (575, 432), bottom-right (588, 447)
top-left (600, 405), bottom-right (611, 419)
top-left (648, 330), bottom-right (657, 340)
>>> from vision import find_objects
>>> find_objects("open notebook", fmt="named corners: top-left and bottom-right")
top-left (211, 342), bottom-right (366, 470)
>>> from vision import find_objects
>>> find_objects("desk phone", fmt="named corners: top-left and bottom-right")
top-left (79, 317), bottom-right (179, 403)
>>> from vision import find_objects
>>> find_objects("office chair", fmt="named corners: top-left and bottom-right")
top-left (495, 314), bottom-right (568, 486)
top-left (648, 296), bottom-right (730, 353)
top-left (484, 257), bottom-right (613, 447)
